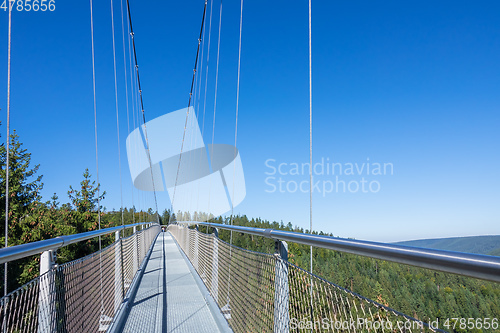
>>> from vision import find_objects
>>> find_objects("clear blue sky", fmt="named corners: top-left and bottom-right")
top-left (0, 0), bottom-right (499, 242)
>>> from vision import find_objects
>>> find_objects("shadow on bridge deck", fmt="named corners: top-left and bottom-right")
top-left (120, 232), bottom-right (231, 333)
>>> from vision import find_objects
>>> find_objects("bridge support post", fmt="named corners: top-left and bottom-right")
top-left (114, 231), bottom-right (123, 314)
top-left (274, 240), bottom-right (289, 333)
top-left (133, 226), bottom-right (138, 273)
top-left (38, 250), bottom-right (56, 333)
top-left (193, 228), bottom-right (199, 270)
top-left (211, 228), bottom-right (219, 303)
top-left (140, 225), bottom-right (145, 260)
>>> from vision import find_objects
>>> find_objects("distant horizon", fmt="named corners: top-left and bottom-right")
top-left (394, 234), bottom-right (500, 242)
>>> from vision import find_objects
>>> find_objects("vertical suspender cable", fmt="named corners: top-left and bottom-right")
top-left (230, 0), bottom-right (243, 231)
top-left (206, 0), bottom-right (222, 219)
top-left (194, 4), bottom-right (209, 216)
top-left (125, 0), bottom-right (137, 222)
top-left (135, 86), bottom-right (143, 223)
top-left (202, 0), bottom-right (214, 233)
top-left (120, 0), bottom-right (135, 226)
top-left (89, 0), bottom-right (104, 316)
top-left (133, 77), bottom-right (143, 223)
top-left (227, 0), bottom-right (244, 306)
top-left (110, 0), bottom-right (124, 230)
top-left (202, 0), bottom-right (213, 141)
top-left (89, 0), bottom-right (100, 232)
top-left (4, 0), bottom-right (13, 298)
top-left (131, 79), bottom-right (141, 222)
top-left (129, 42), bottom-right (139, 223)
top-left (308, 0), bottom-right (313, 325)
top-left (125, 0), bottom-right (160, 224)
top-left (113, 0), bottom-right (127, 295)
top-left (168, 0), bottom-right (208, 225)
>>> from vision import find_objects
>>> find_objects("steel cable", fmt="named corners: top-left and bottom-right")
top-left (88, 0), bottom-right (105, 319)
top-left (4, 0), bottom-right (13, 301)
top-left (207, 0), bottom-right (223, 220)
top-left (168, 0), bottom-right (209, 225)
top-left (110, 0), bottom-right (125, 230)
top-left (125, 0), bottom-right (160, 223)
top-left (0, 226), bottom-right (160, 332)
top-left (308, 0), bottom-right (314, 327)
top-left (169, 225), bottom-right (448, 333)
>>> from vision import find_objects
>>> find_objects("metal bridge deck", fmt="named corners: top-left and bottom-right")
top-left (121, 231), bottom-right (227, 333)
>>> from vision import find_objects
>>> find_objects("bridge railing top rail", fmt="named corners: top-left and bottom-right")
top-left (178, 221), bottom-right (500, 283)
top-left (0, 222), bottom-right (158, 265)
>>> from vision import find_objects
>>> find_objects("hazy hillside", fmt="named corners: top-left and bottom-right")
top-left (395, 235), bottom-right (500, 256)
top-left (488, 247), bottom-right (500, 256)
top-left (205, 216), bottom-right (500, 326)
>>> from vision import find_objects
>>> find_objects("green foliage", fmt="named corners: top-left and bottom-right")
top-left (0, 131), bottom-right (44, 294)
top-left (68, 168), bottom-right (105, 213)
top-left (160, 208), bottom-right (172, 225)
top-left (214, 215), bottom-right (500, 326)
top-left (1, 129), bottom-right (498, 327)
top-left (488, 248), bottom-right (500, 257)
top-left (0, 131), bottom-right (43, 243)
top-left (0, 130), bottom-right (158, 293)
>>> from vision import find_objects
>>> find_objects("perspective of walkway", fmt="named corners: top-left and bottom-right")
top-left (120, 232), bottom-right (231, 333)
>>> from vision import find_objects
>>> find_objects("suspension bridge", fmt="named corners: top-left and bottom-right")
top-left (0, 218), bottom-right (499, 332)
top-left (1, 0), bottom-right (499, 332)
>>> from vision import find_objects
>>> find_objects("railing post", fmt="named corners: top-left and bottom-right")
top-left (185, 227), bottom-right (190, 259)
top-left (211, 228), bottom-right (219, 303)
top-left (193, 227), bottom-right (199, 270)
top-left (114, 231), bottom-right (123, 314)
top-left (38, 250), bottom-right (56, 333)
top-left (140, 225), bottom-right (145, 261)
top-left (133, 226), bottom-right (138, 273)
top-left (274, 240), bottom-right (289, 333)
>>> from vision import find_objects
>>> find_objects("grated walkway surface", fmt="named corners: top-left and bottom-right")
top-left (121, 232), bottom-right (222, 333)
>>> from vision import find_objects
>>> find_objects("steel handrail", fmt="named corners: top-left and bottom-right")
top-left (179, 221), bottom-right (500, 283)
top-left (0, 222), bottom-right (158, 265)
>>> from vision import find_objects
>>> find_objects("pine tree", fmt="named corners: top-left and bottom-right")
top-left (0, 130), bottom-right (44, 293)
top-left (68, 168), bottom-right (105, 215)
top-left (0, 131), bottom-right (43, 243)
top-left (64, 169), bottom-right (107, 259)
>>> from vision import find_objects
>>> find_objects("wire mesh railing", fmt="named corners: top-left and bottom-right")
top-left (0, 223), bottom-right (160, 333)
top-left (169, 224), bottom-right (451, 333)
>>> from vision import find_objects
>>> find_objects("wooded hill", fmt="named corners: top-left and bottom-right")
top-left (1, 129), bottom-right (498, 332)
top-left (395, 235), bottom-right (500, 257)
top-left (202, 216), bottom-right (500, 332)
